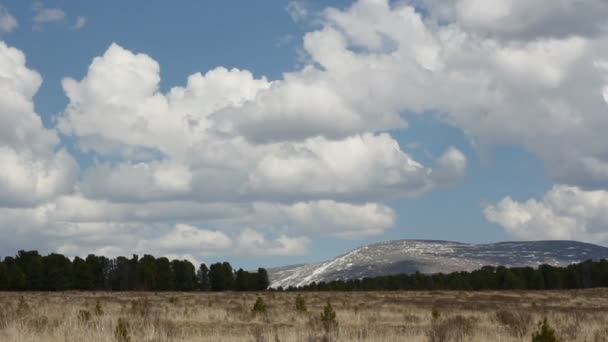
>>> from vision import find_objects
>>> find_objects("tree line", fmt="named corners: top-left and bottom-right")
top-left (0, 250), bottom-right (269, 292)
top-left (284, 259), bottom-right (608, 292)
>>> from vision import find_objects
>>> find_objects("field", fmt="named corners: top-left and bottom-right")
top-left (0, 290), bottom-right (607, 341)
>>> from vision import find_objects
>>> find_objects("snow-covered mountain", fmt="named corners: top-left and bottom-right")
top-left (268, 240), bottom-right (608, 288)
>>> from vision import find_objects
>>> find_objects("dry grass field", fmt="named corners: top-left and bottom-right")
top-left (0, 290), bottom-right (607, 341)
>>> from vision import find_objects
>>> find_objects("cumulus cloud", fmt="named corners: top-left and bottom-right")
top-left (417, 0), bottom-right (608, 40)
top-left (485, 185), bottom-right (608, 244)
top-left (251, 200), bottom-right (395, 238)
top-left (290, 0), bottom-right (608, 190)
top-left (0, 6), bottom-right (17, 34)
top-left (14, 0), bottom-right (608, 258)
top-left (58, 43), bottom-right (465, 206)
top-left (0, 195), bottom-right (393, 259)
top-left (0, 42), bottom-right (77, 207)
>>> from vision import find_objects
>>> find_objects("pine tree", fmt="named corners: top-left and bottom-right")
top-left (197, 263), bottom-right (210, 291)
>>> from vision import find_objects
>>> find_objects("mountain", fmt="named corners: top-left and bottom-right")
top-left (268, 240), bottom-right (608, 288)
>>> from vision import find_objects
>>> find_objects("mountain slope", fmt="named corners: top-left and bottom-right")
top-left (268, 240), bottom-right (608, 288)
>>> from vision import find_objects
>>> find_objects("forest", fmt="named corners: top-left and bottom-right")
top-left (0, 251), bottom-right (269, 292)
top-left (2, 250), bottom-right (608, 293)
top-left (288, 259), bottom-right (608, 292)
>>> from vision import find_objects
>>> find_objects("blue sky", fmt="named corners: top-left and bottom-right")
top-left (0, 0), bottom-right (607, 269)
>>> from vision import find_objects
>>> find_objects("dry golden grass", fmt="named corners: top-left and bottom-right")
top-left (0, 289), bottom-right (607, 341)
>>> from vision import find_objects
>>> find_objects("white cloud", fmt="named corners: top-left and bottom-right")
top-left (251, 200), bottom-right (395, 238)
top-left (235, 228), bottom-right (310, 256)
top-left (139, 224), bottom-right (233, 252)
top-left (14, 0), bottom-right (608, 258)
top-left (417, 0), bottom-right (608, 40)
top-left (286, 1), bottom-right (309, 23)
top-left (0, 42), bottom-right (77, 207)
top-left (485, 185), bottom-right (608, 244)
top-left (58, 43), bottom-right (465, 205)
top-left (72, 16), bottom-right (86, 30)
top-left (287, 0), bottom-right (608, 190)
top-left (33, 2), bottom-right (65, 27)
top-left (0, 6), bottom-right (17, 34)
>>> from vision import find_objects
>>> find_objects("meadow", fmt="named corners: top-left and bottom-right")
top-left (0, 290), bottom-right (606, 341)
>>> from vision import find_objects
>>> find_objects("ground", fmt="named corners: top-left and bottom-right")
top-left (0, 290), bottom-right (606, 341)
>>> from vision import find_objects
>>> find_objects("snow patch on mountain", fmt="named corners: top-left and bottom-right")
top-left (268, 240), bottom-right (608, 288)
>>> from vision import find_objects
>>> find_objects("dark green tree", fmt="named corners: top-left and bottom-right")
top-left (234, 268), bottom-right (248, 291)
top-left (155, 257), bottom-right (173, 291)
top-left (256, 268), bottom-right (270, 290)
top-left (72, 256), bottom-right (94, 290)
top-left (138, 255), bottom-right (157, 291)
top-left (43, 253), bottom-right (72, 291)
top-left (197, 263), bottom-right (209, 291)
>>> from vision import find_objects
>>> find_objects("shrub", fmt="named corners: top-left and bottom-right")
top-left (94, 300), bottom-right (104, 316)
top-left (250, 325), bottom-right (267, 342)
top-left (130, 298), bottom-right (151, 318)
top-left (494, 310), bottom-right (531, 339)
top-left (16, 297), bottom-right (30, 316)
top-left (295, 294), bottom-right (307, 312)
top-left (431, 308), bottom-right (440, 321)
top-left (252, 297), bottom-right (267, 314)
top-left (320, 300), bottom-right (338, 333)
top-left (428, 315), bottom-right (475, 342)
top-left (532, 318), bottom-right (559, 342)
top-left (114, 318), bottom-right (131, 342)
top-left (77, 310), bottom-right (91, 323)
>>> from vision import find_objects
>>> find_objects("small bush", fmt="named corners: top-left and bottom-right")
top-left (16, 297), bottom-right (30, 316)
top-left (532, 318), bottom-right (559, 342)
top-left (494, 310), bottom-right (531, 339)
top-left (77, 310), bottom-right (91, 323)
top-left (250, 325), bottom-right (267, 342)
top-left (295, 294), bottom-right (307, 312)
top-left (94, 300), bottom-right (104, 316)
top-left (428, 315), bottom-right (475, 342)
top-left (114, 318), bottom-right (131, 342)
top-left (320, 300), bottom-right (338, 333)
top-left (431, 308), bottom-right (440, 321)
top-left (130, 298), bottom-right (151, 318)
top-left (252, 297), bottom-right (267, 314)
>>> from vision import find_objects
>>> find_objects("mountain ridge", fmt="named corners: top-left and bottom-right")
top-left (268, 239), bottom-right (608, 288)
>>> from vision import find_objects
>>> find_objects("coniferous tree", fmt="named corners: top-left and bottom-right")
top-left (72, 256), bottom-right (94, 290)
top-left (209, 262), bottom-right (224, 291)
top-left (0, 261), bottom-right (8, 290)
top-left (221, 262), bottom-right (234, 290)
top-left (256, 268), bottom-right (270, 290)
top-left (234, 268), bottom-right (248, 291)
top-left (138, 255), bottom-right (157, 291)
top-left (197, 263), bottom-right (209, 291)
top-left (15, 250), bottom-right (45, 290)
top-left (155, 257), bottom-right (173, 291)
top-left (44, 253), bottom-right (72, 291)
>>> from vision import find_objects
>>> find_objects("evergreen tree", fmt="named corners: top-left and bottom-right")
top-left (43, 253), bottom-right (72, 291)
top-left (155, 257), bottom-right (173, 291)
top-left (221, 262), bottom-right (234, 290)
top-left (16, 250), bottom-right (45, 290)
top-left (72, 256), bottom-right (94, 290)
top-left (234, 268), bottom-right (248, 291)
top-left (197, 263), bottom-right (209, 291)
top-left (0, 262), bottom-right (8, 290)
top-left (138, 255), bottom-right (157, 291)
top-left (256, 268), bottom-right (270, 290)
top-left (209, 262), bottom-right (224, 291)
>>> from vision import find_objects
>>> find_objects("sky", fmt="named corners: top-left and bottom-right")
top-left (0, 0), bottom-right (608, 269)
